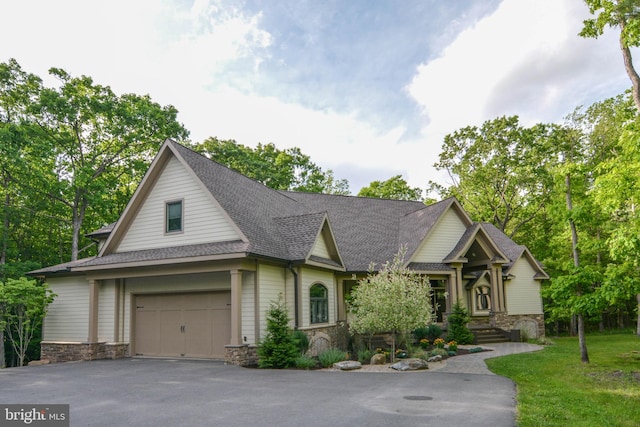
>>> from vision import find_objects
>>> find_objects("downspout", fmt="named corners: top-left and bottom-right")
top-left (288, 264), bottom-right (299, 328)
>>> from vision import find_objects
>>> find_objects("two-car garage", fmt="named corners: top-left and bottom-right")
top-left (133, 291), bottom-right (231, 359)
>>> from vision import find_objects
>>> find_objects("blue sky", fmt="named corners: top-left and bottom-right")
top-left (2, 0), bottom-right (634, 194)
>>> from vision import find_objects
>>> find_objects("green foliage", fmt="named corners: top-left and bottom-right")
top-left (487, 333), bottom-right (640, 426)
top-left (291, 329), bottom-right (309, 355)
top-left (446, 301), bottom-right (475, 344)
top-left (357, 348), bottom-right (373, 364)
top-left (357, 175), bottom-right (423, 201)
top-left (348, 248), bottom-right (433, 360)
top-left (317, 348), bottom-right (348, 368)
top-left (469, 347), bottom-right (485, 354)
top-left (257, 299), bottom-right (298, 369)
top-left (429, 348), bottom-right (449, 358)
top-left (0, 278), bottom-right (55, 367)
top-left (413, 324), bottom-right (442, 342)
top-left (294, 355), bottom-right (317, 370)
top-left (194, 137), bottom-right (350, 195)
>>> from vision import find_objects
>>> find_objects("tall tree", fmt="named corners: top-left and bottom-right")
top-left (195, 137), bottom-right (350, 195)
top-left (580, 0), bottom-right (640, 110)
top-left (0, 278), bottom-right (55, 367)
top-left (431, 116), bottom-right (556, 240)
top-left (357, 175), bottom-right (423, 201)
top-left (29, 65), bottom-right (189, 260)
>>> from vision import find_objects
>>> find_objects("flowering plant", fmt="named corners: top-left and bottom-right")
top-left (447, 340), bottom-right (458, 352)
top-left (433, 338), bottom-right (445, 348)
top-left (419, 338), bottom-right (430, 349)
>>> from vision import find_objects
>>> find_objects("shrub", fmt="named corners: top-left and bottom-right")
top-left (294, 355), bottom-right (318, 369)
top-left (469, 347), bottom-right (484, 353)
top-left (413, 324), bottom-right (443, 342)
top-left (411, 349), bottom-right (429, 361)
top-left (430, 348), bottom-right (449, 358)
top-left (257, 299), bottom-right (299, 369)
top-left (291, 329), bottom-right (309, 355)
top-left (357, 349), bottom-right (373, 364)
top-left (318, 348), bottom-right (348, 368)
top-left (447, 340), bottom-right (458, 352)
top-left (446, 300), bottom-right (475, 344)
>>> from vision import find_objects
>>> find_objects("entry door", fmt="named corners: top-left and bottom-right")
top-left (135, 292), bottom-right (231, 358)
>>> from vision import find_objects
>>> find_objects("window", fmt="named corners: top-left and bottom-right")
top-left (475, 286), bottom-right (491, 312)
top-left (166, 200), bottom-right (183, 233)
top-left (310, 284), bottom-right (328, 324)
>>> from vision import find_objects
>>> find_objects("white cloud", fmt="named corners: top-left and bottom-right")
top-left (406, 0), bottom-right (630, 147)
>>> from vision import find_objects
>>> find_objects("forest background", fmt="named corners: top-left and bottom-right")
top-left (2, 0), bottom-right (640, 367)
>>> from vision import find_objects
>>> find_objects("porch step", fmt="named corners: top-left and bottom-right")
top-left (473, 328), bottom-right (510, 344)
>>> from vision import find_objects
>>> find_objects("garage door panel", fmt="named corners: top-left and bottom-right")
top-left (135, 292), bottom-right (231, 359)
top-left (159, 309), bottom-right (183, 356)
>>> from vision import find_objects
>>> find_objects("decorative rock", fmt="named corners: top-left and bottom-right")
top-left (427, 355), bottom-right (443, 363)
top-left (333, 361), bottom-right (362, 371)
top-left (390, 358), bottom-right (429, 371)
top-left (370, 353), bottom-right (386, 365)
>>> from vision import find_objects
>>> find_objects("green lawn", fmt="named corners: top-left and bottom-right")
top-left (486, 332), bottom-right (640, 426)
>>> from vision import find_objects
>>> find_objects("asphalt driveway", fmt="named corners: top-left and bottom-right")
top-left (0, 358), bottom-right (517, 426)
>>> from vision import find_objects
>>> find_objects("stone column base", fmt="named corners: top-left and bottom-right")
top-left (225, 344), bottom-right (258, 367)
top-left (40, 342), bottom-right (130, 364)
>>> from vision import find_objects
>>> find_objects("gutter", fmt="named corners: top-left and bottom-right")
top-left (288, 263), bottom-right (299, 328)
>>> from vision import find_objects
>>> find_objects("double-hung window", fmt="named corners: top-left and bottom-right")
top-left (310, 284), bottom-right (328, 324)
top-left (166, 200), bottom-right (183, 233)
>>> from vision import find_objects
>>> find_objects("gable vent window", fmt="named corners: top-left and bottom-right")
top-left (310, 284), bottom-right (328, 324)
top-left (166, 200), bottom-right (183, 233)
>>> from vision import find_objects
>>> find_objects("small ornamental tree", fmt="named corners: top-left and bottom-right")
top-left (0, 278), bottom-right (56, 367)
top-left (257, 297), bottom-right (298, 369)
top-left (446, 300), bottom-right (475, 344)
top-left (348, 248), bottom-right (434, 361)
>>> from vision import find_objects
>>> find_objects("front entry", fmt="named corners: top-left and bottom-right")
top-left (134, 292), bottom-right (231, 358)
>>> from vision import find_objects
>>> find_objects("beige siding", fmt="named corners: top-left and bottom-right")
top-left (505, 258), bottom-right (543, 315)
top-left (43, 276), bottom-right (90, 342)
top-left (98, 280), bottom-right (116, 342)
top-left (123, 272), bottom-right (231, 342)
top-left (241, 272), bottom-right (256, 345)
top-left (411, 208), bottom-right (468, 262)
top-left (311, 233), bottom-right (330, 259)
top-left (257, 264), bottom-right (286, 339)
top-left (300, 268), bottom-right (335, 328)
top-left (117, 156), bottom-right (240, 252)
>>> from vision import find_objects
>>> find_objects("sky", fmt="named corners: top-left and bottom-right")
top-left (1, 0), bottom-right (635, 195)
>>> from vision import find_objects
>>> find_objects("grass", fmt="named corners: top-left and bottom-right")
top-left (486, 331), bottom-right (640, 427)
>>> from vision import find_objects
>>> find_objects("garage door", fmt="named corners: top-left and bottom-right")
top-left (134, 292), bottom-right (231, 358)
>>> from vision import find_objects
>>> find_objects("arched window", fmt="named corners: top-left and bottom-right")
top-left (310, 284), bottom-right (328, 324)
top-left (475, 286), bottom-right (491, 312)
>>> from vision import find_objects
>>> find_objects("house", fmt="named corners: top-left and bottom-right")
top-left (30, 140), bottom-right (548, 365)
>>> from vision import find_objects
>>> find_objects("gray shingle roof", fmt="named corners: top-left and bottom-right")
top-left (32, 141), bottom-right (545, 278)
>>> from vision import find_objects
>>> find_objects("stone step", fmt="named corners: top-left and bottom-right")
top-left (473, 328), bottom-right (510, 344)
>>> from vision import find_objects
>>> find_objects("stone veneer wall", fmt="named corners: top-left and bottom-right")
top-left (225, 345), bottom-right (258, 367)
top-left (300, 322), bottom-right (349, 356)
top-left (40, 342), bottom-right (129, 364)
top-left (492, 313), bottom-right (545, 339)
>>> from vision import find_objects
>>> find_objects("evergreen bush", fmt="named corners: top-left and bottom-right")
top-left (446, 300), bottom-right (475, 344)
top-left (257, 298), bottom-right (299, 368)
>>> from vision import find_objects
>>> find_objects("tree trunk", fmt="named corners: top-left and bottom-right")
top-left (565, 173), bottom-right (589, 362)
top-left (70, 193), bottom-right (88, 261)
top-left (619, 20), bottom-right (640, 112)
top-left (637, 294), bottom-right (640, 337)
top-left (578, 313), bottom-right (590, 363)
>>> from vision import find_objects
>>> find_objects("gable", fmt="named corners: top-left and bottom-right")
top-left (115, 155), bottom-right (242, 252)
top-left (505, 256), bottom-right (543, 315)
top-left (410, 208), bottom-right (468, 263)
top-left (311, 229), bottom-right (332, 259)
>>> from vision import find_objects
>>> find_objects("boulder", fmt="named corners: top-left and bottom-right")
top-left (370, 353), bottom-right (386, 365)
top-left (333, 361), bottom-right (362, 371)
top-left (390, 358), bottom-right (429, 371)
top-left (427, 355), bottom-right (442, 363)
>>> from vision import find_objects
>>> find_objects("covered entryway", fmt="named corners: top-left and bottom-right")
top-left (134, 292), bottom-right (231, 358)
